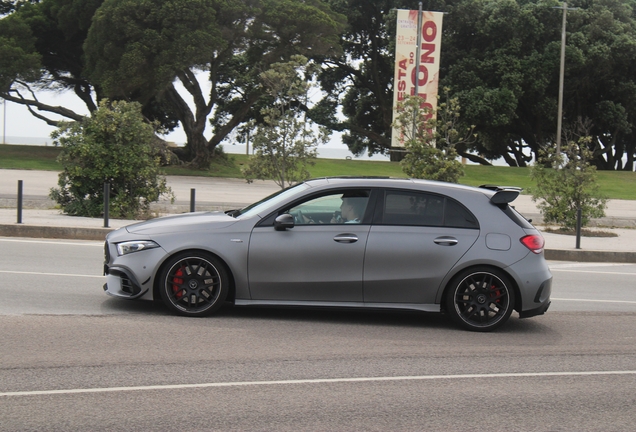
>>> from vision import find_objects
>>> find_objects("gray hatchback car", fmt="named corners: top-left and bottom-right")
top-left (104, 177), bottom-right (551, 331)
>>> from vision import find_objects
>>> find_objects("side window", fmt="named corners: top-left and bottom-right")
top-left (286, 190), bottom-right (370, 225)
top-left (382, 190), bottom-right (478, 228)
top-left (383, 191), bottom-right (444, 226)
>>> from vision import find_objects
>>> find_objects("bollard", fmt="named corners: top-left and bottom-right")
top-left (17, 180), bottom-right (23, 224)
top-left (103, 182), bottom-right (110, 228)
top-left (575, 207), bottom-right (582, 249)
top-left (190, 188), bottom-right (196, 212)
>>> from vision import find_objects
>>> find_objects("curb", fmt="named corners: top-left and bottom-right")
top-left (0, 224), bottom-right (113, 241)
top-left (2, 224), bottom-right (636, 263)
top-left (544, 248), bottom-right (636, 263)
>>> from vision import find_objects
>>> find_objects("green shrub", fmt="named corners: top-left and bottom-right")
top-left (49, 100), bottom-right (173, 219)
top-left (530, 139), bottom-right (607, 229)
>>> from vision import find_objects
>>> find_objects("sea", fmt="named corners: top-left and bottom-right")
top-left (2, 136), bottom-right (391, 162)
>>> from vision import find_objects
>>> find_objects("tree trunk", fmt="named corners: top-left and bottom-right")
top-left (456, 150), bottom-right (492, 166)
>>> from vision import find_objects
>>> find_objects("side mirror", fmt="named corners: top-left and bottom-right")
top-left (274, 213), bottom-right (295, 231)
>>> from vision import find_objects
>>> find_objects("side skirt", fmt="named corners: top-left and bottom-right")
top-left (234, 299), bottom-right (440, 313)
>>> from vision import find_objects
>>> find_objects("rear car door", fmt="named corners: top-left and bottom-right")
top-left (363, 189), bottom-right (479, 305)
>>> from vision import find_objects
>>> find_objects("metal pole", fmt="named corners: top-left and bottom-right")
top-left (412, 2), bottom-right (423, 140)
top-left (103, 182), bottom-right (110, 228)
top-left (17, 180), bottom-right (23, 224)
top-left (190, 188), bottom-right (196, 212)
top-left (2, 99), bottom-right (6, 145)
top-left (575, 208), bottom-right (582, 249)
top-left (555, 2), bottom-right (567, 160)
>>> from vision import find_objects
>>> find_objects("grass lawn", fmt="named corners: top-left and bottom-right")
top-left (2, 143), bottom-right (636, 200)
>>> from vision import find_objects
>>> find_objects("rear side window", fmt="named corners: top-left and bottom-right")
top-left (445, 199), bottom-right (479, 228)
top-left (503, 205), bottom-right (534, 229)
top-left (380, 190), bottom-right (478, 228)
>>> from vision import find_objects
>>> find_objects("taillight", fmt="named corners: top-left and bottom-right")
top-left (520, 234), bottom-right (544, 254)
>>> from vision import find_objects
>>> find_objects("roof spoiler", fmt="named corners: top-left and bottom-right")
top-left (479, 185), bottom-right (522, 205)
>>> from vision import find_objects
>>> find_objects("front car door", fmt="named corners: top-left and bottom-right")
top-left (247, 189), bottom-right (373, 302)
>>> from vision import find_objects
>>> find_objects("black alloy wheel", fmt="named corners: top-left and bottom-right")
top-left (159, 252), bottom-right (228, 317)
top-left (445, 267), bottom-right (515, 332)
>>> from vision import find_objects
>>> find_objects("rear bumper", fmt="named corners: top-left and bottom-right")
top-left (519, 299), bottom-right (551, 318)
top-left (519, 277), bottom-right (552, 318)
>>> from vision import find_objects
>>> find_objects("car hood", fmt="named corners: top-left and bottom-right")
top-left (125, 211), bottom-right (239, 235)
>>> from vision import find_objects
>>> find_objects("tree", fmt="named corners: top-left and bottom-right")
top-left (562, 0), bottom-right (636, 170)
top-left (50, 100), bottom-right (173, 219)
top-left (242, 56), bottom-right (328, 188)
top-left (6, 0), bottom-right (636, 170)
top-left (313, 0), bottom-right (399, 157)
top-left (393, 93), bottom-right (471, 183)
top-left (0, 0), bottom-right (104, 124)
top-left (530, 137), bottom-right (607, 230)
top-left (84, 0), bottom-right (346, 168)
top-left (0, 7), bottom-right (41, 92)
top-left (442, 0), bottom-right (636, 169)
top-left (314, 0), bottom-right (636, 169)
top-left (0, 0), bottom-right (345, 168)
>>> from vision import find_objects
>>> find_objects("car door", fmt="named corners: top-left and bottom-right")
top-left (363, 189), bottom-right (479, 305)
top-left (247, 190), bottom-right (372, 302)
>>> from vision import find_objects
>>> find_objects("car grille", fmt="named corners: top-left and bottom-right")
top-left (104, 241), bottom-right (111, 263)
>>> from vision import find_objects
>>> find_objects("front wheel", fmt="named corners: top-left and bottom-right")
top-left (159, 252), bottom-right (229, 317)
top-left (445, 267), bottom-right (515, 332)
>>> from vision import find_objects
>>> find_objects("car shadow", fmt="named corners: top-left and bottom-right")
top-left (100, 298), bottom-right (549, 333)
top-left (100, 297), bottom-right (167, 315)
top-left (218, 303), bottom-right (457, 330)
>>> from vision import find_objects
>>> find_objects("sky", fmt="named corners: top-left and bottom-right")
top-left (1, 87), bottom-right (208, 146)
top-left (0, 82), bottom-right (401, 163)
top-left (0, 77), bottom-right (335, 146)
top-left (0, 85), bottom-right (389, 161)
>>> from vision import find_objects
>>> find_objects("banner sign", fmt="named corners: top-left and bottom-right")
top-left (392, 9), bottom-right (444, 147)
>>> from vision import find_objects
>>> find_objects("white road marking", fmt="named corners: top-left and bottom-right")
top-left (0, 238), bottom-right (102, 247)
top-left (549, 262), bottom-right (630, 268)
top-left (0, 270), bottom-right (103, 279)
top-left (551, 269), bottom-right (636, 276)
top-left (1, 370), bottom-right (635, 397)
top-left (551, 297), bottom-right (636, 304)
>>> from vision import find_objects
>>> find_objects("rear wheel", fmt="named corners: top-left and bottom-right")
top-left (445, 267), bottom-right (515, 332)
top-left (159, 252), bottom-right (228, 317)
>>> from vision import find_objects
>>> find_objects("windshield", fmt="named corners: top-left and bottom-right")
top-left (235, 183), bottom-right (310, 218)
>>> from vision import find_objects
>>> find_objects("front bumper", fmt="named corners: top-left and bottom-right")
top-left (103, 265), bottom-right (147, 299)
top-left (103, 238), bottom-right (165, 301)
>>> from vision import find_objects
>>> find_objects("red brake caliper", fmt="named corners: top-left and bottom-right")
top-left (172, 267), bottom-right (184, 299)
top-left (492, 284), bottom-right (501, 304)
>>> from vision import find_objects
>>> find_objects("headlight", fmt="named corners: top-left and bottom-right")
top-left (116, 240), bottom-right (160, 256)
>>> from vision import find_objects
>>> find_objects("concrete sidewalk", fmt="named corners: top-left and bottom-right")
top-left (2, 169), bottom-right (636, 262)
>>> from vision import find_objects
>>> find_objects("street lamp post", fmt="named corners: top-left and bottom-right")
top-left (412, 2), bottom-right (423, 140)
top-left (554, 2), bottom-right (577, 160)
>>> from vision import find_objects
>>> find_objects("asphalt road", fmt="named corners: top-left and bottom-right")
top-left (1, 238), bottom-right (635, 431)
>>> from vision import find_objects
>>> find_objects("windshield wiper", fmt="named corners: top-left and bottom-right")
top-left (225, 209), bottom-right (241, 218)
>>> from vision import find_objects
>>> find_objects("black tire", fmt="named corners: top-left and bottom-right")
top-left (158, 251), bottom-right (229, 317)
top-left (445, 267), bottom-right (515, 332)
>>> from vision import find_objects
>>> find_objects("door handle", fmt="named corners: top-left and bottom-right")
top-left (334, 234), bottom-right (358, 243)
top-left (434, 236), bottom-right (458, 246)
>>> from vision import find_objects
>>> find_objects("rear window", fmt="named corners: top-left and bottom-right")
top-left (381, 190), bottom-right (478, 228)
